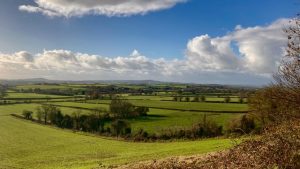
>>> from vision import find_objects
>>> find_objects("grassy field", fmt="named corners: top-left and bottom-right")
top-left (124, 95), bottom-right (247, 103)
top-left (0, 104), bottom-right (235, 169)
top-left (5, 92), bottom-right (71, 99)
top-left (129, 108), bottom-right (243, 134)
top-left (16, 84), bottom-right (74, 90)
top-left (49, 102), bottom-right (244, 134)
top-left (88, 100), bottom-right (248, 112)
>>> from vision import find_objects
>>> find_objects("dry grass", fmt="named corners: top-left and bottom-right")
top-left (116, 120), bottom-right (300, 169)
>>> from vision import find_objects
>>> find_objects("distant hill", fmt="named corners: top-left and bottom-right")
top-left (0, 78), bottom-right (167, 86)
top-left (0, 78), bottom-right (258, 88)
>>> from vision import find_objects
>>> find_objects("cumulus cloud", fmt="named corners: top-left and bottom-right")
top-left (19, 0), bottom-right (186, 18)
top-left (185, 19), bottom-right (288, 75)
top-left (0, 18), bottom-right (289, 85)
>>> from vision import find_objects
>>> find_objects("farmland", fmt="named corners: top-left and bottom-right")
top-left (87, 100), bottom-right (248, 112)
top-left (0, 83), bottom-right (252, 168)
top-left (0, 104), bottom-right (234, 169)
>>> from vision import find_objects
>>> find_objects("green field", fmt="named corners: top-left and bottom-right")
top-left (16, 84), bottom-right (74, 90)
top-left (5, 92), bottom-right (71, 99)
top-left (129, 108), bottom-right (243, 134)
top-left (88, 100), bottom-right (248, 112)
top-left (0, 104), bottom-right (234, 169)
top-left (1, 85), bottom-right (248, 168)
top-left (49, 102), bottom-right (244, 134)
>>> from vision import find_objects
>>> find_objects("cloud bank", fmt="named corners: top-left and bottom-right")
top-left (0, 19), bottom-right (288, 85)
top-left (19, 0), bottom-right (186, 18)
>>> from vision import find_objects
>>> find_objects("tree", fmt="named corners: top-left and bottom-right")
top-left (249, 16), bottom-right (300, 125)
top-left (36, 106), bottom-right (43, 122)
top-left (110, 97), bottom-right (135, 118)
top-left (111, 119), bottom-right (131, 136)
top-left (273, 16), bottom-right (300, 114)
top-left (200, 95), bottom-right (206, 102)
top-left (0, 85), bottom-right (7, 99)
top-left (72, 110), bottom-right (82, 130)
top-left (61, 114), bottom-right (73, 129)
top-left (54, 111), bottom-right (64, 127)
top-left (224, 96), bottom-right (231, 103)
top-left (22, 110), bottom-right (33, 120)
top-left (193, 96), bottom-right (200, 102)
top-left (239, 97), bottom-right (244, 104)
top-left (134, 106), bottom-right (149, 116)
top-left (47, 105), bottom-right (61, 124)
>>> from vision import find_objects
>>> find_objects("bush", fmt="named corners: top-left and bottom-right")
top-left (134, 107), bottom-right (149, 116)
top-left (227, 115), bottom-right (256, 135)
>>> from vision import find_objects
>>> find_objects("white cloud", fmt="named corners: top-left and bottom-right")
top-left (185, 18), bottom-right (288, 75)
top-left (0, 18), bottom-right (289, 85)
top-left (19, 0), bottom-right (186, 18)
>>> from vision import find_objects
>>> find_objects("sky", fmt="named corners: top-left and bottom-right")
top-left (0, 0), bottom-right (299, 85)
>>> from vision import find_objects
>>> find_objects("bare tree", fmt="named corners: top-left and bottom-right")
top-left (274, 16), bottom-right (300, 113)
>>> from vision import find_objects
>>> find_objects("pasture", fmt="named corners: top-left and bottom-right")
top-left (48, 101), bottom-right (245, 134)
top-left (0, 104), bottom-right (234, 169)
top-left (0, 83), bottom-right (251, 168)
top-left (88, 100), bottom-right (248, 112)
top-left (5, 92), bottom-right (71, 99)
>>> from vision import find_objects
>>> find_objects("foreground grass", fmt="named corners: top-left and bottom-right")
top-left (0, 105), bottom-right (234, 169)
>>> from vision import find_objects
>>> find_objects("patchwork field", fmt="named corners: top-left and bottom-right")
top-left (0, 104), bottom-right (234, 169)
top-left (0, 83), bottom-right (251, 169)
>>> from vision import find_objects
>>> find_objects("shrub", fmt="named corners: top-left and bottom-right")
top-left (227, 115), bottom-right (256, 135)
top-left (134, 107), bottom-right (149, 116)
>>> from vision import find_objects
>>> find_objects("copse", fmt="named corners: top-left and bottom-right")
top-left (110, 97), bottom-right (134, 118)
top-left (110, 97), bottom-right (148, 118)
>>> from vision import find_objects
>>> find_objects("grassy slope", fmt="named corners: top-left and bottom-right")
top-left (0, 104), bottom-right (233, 169)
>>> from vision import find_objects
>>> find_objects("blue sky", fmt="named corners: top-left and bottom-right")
top-left (0, 0), bottom-right (298, 85)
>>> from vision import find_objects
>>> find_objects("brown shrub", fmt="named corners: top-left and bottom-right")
top-left (116, 120), bottom-right (300, 169)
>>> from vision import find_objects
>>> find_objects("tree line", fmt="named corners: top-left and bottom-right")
top-left (22, 97), bottom-right (149, 137)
